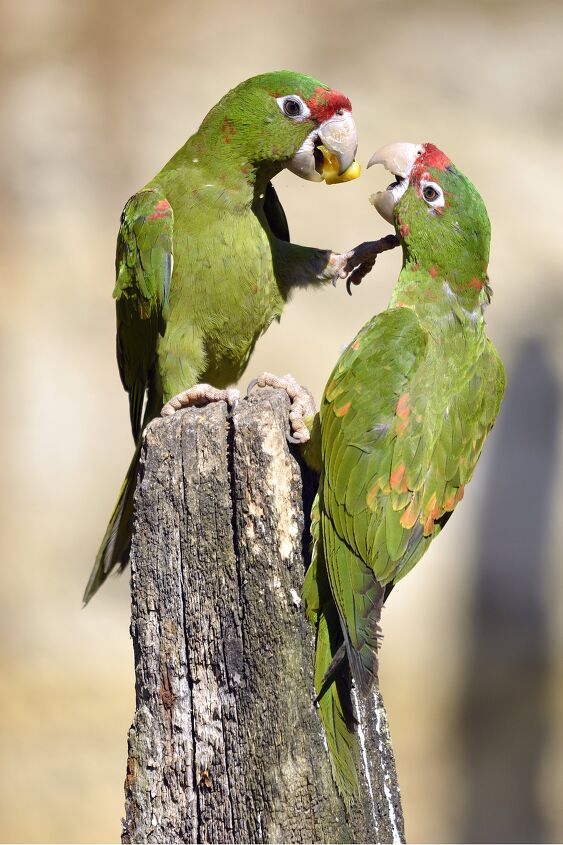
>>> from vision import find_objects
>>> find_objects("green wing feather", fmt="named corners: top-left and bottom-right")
top-left (83, 190), bottom-right (174, 604)
top-left (318, 308), bottom-right (504, 691)
top-left (114, 188), bottom-right (173, 440)
top-left (320, 308), bottom-right (428, 692)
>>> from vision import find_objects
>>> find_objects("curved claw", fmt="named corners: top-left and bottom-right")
top-left (346, 258), bottom-right (377, 295)
top-left (343, 235), bottom-right (401, 295)
top-left (246, 377), bottom-right (259, 398)
top-left (226, 397), bottom-right (239, 420)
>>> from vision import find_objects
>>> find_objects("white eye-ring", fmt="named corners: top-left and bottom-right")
top-left (420, 180), bottom-right (445, 209)
top-left (276, 94), bottom-right (311, 122)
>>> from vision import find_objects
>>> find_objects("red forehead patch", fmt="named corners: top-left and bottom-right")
top-left (412, 143), bottom-right (451, 178)
top-left (305, 86), bottom-right (352, 122)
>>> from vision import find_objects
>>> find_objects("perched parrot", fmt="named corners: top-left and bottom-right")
top-left (84, 71), bottom-right (369, 604)
top-left (300, 142), bottom-right (506, 802)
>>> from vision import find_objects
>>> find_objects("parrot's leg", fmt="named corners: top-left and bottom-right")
top-left (161, 384), bottom-right (240, 417)
top-left (273, 236), bottom-right (399, 294)
top-left (248, 372), bottom-right (316, 443)
top-left (271, 243), bottom-right (367, 292)
top-left (342, 235), bottom-right (400, 294)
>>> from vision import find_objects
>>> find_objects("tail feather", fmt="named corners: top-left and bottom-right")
top-left (303, 505), bottom-right (360, 804)
top-left (313, 604), bottom-right (360, 806)
top-left (83, 442), bottom-right (142, 604)
top-left (321, 511), bottom-right (385, 696)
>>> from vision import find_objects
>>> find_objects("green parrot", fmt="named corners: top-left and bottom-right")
top-left (84, 71), bottom-right (366, 604)
top-left (300, 141), bottom-right (506, 802)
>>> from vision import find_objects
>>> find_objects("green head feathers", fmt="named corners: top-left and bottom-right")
top-left (369, 142), bottom-right (491, 303)
top-left (195, 70), bottom-right (359, 183)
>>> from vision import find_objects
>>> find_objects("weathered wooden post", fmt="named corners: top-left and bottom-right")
top-left (122, 388), bottom-right (404, 844)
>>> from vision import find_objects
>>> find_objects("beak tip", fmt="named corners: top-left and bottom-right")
top-left (366, 152), bottom-right (382, 170)
top-left (318, 110), bottom-right (358, 180)
top-left (367, 142), bottom-right (423, 178)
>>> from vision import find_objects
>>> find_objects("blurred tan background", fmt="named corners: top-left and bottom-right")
top-left (1, 0), bottom-right (563, 841)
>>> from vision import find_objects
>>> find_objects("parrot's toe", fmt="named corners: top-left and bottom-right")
top-left (248, 372), bottom-right (315, 443)
top-left (323, 252), bottom-right (350, 286)
top-left (161, 384), bottom-right (240, 417)
top-left (341, 235), bottom-right (401, 295)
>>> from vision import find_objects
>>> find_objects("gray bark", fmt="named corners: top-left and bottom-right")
top-left (122, 388), bottom-right (404, 844)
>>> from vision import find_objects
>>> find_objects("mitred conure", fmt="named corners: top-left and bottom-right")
top-left (297, 142), bottom-right (506, 802)
top-left (84, 71), bottom-right (372, 604)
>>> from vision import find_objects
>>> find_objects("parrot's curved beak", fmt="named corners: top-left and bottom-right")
top-left (287, 111), bottom-right (360, 185)
top-left (367, 142), bottom-right (423, 223)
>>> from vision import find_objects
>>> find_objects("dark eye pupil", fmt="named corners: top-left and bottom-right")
top-left (284, 98), bottom-right (301, 117)
top-left (424, 186), bottom-right (438, 201)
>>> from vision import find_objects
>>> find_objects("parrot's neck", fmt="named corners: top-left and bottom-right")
top-left (164, 125), bottom-right (281, 194)
top-left (390, 264), bottom-right (490, 339)
top-left (392, 207), bottom-right (492, 316)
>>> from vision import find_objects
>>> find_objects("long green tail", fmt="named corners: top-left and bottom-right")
top-left (83, 442), bottom-right (141, 604)
top-left (303, 497), bottom-right (360, 805)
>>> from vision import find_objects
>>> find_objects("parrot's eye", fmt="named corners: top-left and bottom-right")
top-left (284, 98), bottom-right (302, 117)
top-left (276, 95), bottom-right (311, 122)
top-left (420, 180), bottom-right (445, 209)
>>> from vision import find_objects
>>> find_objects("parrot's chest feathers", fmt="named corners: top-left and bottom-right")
top-left (204, 270), bottom-right (283, 373)
top-left (415, 320), bottom-right (487, 440)
top-left (442, 281), bottom-right (487, 325)
top-left (164, 207), bottom-right (283, 386)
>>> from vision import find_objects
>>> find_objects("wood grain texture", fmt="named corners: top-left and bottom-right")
top-left (122, 388), bottom-right (404, 844)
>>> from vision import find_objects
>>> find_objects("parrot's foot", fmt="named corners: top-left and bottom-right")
top-left (161, 384), bottom-right (240, 418)
top-left (320, 251), bottom-right (355, 286)
top-left (341, 235), bottom-right (400, 295)
top-left (247, 372), bottom-right (315, 443)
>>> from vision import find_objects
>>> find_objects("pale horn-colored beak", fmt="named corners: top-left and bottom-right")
top-left (287, 110), bottom-right (361, 185)
top-left (367, 142), bottom-right (423, 178)
top-left (318, 110), bottom-right (360, 183)
top-left (367, 141), bottom-right (424, 223)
